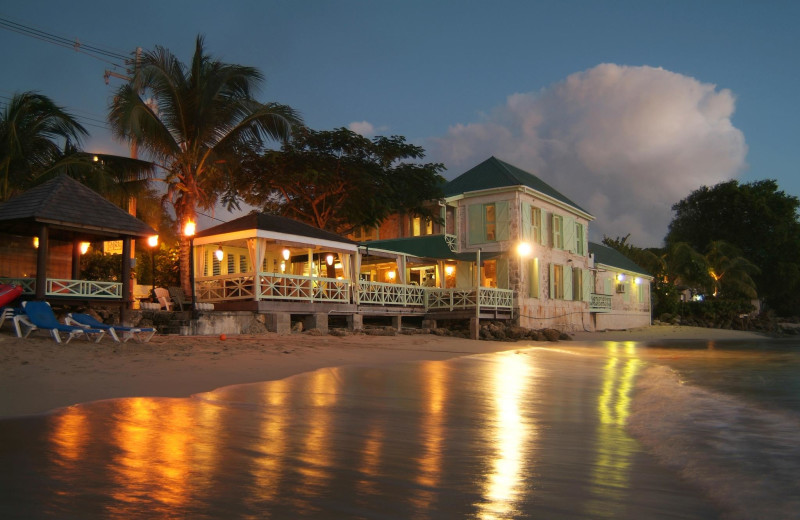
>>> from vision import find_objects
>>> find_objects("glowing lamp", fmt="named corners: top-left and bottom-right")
top-left (516, 242), bottom-right (532, 257)
top-left (634, 277), bottom-right (641, 285)
top-left (387, 270), bottom-right (396, 281)
top-left (79, 242), bottom-right (90, 255)
top-left (215, 246), bottom-right (224, 262)
top-left (444, 265), bottom-right (455, 276)
top-left (183, 220), bottom-right (196, 237)
top-left (33, 236), bottom-right (39, 248)
top-left (326, 254), bottom-right (334, 266)
top-left (147, 235), bottom-right (159, 248)
top-left (617, 273), bottom-right (626, 282)
top-left (282, 248), bottom-right (290, 261)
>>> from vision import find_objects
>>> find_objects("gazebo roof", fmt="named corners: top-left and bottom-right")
top-left (195, 213), bottom-right (358, 249)
top-left (0, 175), bottom-right (155, 240)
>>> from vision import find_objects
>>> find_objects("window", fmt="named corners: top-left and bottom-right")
top-left (575, 222), bottom-right (585, 255)
top-left (212, 255), bottom-right (221, 276)
top-left (226, 253), bottom-right (235, 274)
top-left (239, 255), bottom-right (248, 273)
top-left (528, 257), bottom-right (540, 298)
top-left (553, 215), bottom-right (564, 250)
top-left (532, 208), bottom-right (542, 244)
top-left (485, 204), bottom-right (496, 241)
top-left (552, 264), bottom-right (564, 299)
top-left (411, 216), bottom-right (433, 237)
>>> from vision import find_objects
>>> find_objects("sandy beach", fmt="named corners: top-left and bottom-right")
top-left (0, 324), bottom-right (769, 418)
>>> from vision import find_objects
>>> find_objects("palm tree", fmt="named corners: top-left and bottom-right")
top-left (0, 91), bottom-right (88, 201)
top-left (704, 240), bottom-right (759, 299)
top-left (108, 35), bottom-right (302, 296)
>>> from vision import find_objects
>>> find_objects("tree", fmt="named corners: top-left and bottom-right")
top-left (234, 127), bottom-right (445, 233)
top-left (0, 91), bottom-right (88, 201)
top-left (666, 179), bottom-right (800, 315)
top-left (108, 35), bottom-right (302, 295)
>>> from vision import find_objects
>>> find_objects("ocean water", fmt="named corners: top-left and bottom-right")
top-left (0, 339), bottom-right (798, 519)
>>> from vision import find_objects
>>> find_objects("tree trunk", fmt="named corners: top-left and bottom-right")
top-left (180, 236), bottom-right (193, 299)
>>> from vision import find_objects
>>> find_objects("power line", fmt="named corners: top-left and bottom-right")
top-left (0, 15), bottom-right (130, 68)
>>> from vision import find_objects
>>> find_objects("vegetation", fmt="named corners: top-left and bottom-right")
top-left (108, 35), bottom-right (301, 295)
top-left (234, 126), bottom-right (445, 233)
top-left (0, 91), bottom-right (87, 201)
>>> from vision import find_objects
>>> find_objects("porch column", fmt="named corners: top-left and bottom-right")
top-left (35, 224), bottom-right (48, 300)
top-left (121, 236), bottom-right (132, 323)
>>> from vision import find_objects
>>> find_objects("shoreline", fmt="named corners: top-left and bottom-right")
top-left (0, 324), bottom-right (770, 419)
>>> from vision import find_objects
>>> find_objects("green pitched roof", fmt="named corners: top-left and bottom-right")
top-left (589, 241), bottom-right (650, 276)
top-left (442, 156), bottom-right (589, 215)
top-left (361, 235), bottom-right (499, 261)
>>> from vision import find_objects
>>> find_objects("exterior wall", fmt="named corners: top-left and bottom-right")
top-left (593, 266), bottom-right (652, 330)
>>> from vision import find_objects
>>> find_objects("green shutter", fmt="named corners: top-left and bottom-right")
top-left (540, 210), bottom-right (549, 246)
top-left (468, 204), bottom-right (484, 245)
top-left (564, 216), bottom-right (576, 253)
top-left (521, 203), bottom-right (532, 241)
top-left (582, 268), bottom-right (592, 302)
top-left (564, 265), bottom-right (573, 300)
top-left (549, 263), bottom-right (555, 299)
top-left (495, 201), bottom-right (509, 241)
top-left (496, 258), bottom-right (509, 289)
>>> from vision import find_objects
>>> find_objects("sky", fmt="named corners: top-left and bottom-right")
top-left (1, 0), bottom-right (798, 247)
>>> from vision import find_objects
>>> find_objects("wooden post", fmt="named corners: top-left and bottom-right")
top-left (121, 236), bottom-right (132, 324)
top-left (35, 225), bottom-right (48, 300)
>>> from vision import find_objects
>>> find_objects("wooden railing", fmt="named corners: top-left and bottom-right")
top-left (590, 293), bottom-right (612, 312)
top-left (0, 277), bottom-right (121, 299)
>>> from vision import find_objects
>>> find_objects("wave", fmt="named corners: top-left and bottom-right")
top-left (628, 365), bottom-right (800, 520)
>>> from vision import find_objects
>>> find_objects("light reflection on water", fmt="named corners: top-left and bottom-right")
top-left (0, 347), bottom-right (720, 519)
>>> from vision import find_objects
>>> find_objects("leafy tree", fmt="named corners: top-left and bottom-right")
top-left (108, 35), bottom-right (302, 295)
top-left (0, 91), bottom-right (87, 201)
top-left (234, 127), bottom-right (445, 233)
top-left (666, 179), bottom-right (800, 315)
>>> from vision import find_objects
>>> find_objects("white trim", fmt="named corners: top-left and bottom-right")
top-left (194, 228), bottom-right (357, 252)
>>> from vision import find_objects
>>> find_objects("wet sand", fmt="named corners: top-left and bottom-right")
top-left (0, 324), bottom-right (768, 418)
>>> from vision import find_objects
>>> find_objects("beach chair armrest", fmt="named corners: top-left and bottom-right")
top-left (13, 314), bottom-right (36, 338)
top-left (65, 316), bottom-right (90, 328)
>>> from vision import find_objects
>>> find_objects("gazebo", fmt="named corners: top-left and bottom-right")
top-left (0, 175), bottom-right (156, 318)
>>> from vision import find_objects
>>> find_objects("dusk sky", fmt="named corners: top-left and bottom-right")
top-left (1, 1), bottom-right (798, 247)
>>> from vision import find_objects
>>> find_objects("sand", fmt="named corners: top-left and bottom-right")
top-left (0, 324), bottom-right (769, 419)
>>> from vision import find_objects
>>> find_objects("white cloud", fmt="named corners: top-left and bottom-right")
top-left (348, 120), bottom-right (389, 138)
top-left (428, 64), bottom-right (748, 246)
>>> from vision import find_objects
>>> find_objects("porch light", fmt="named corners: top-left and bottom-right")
top-left (326, 254), bottom-right (334, 266)
top-left (282, 248), bottom-right (290, 261)
top-left (516, 241), bottom-right (532, 257)
top-left (445, 265), bottom-right (455, 276)
top-left (33, 236), bottom-right (39, 248)
top-left (215, 246), bottom-right (224, 262)
top-left (183, 220), bottom-right (196, 237)
top-left (147, 235), bottom-right (159, 248)
top-left (617, 273), bottom-right (626, 282)
top-left (387, 270), bottom-right (396, 281)
top-left (634, 277), bottom-right (641, 285)
top-left (79, 242), bottom-right (90, 255)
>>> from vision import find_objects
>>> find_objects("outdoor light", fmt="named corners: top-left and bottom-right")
top-left (79, 242), bottom-right (90, 255)
top-left (516, 241), bottom-right (532, 257)
top-left (184, 220), bottom-right (196, 237)
top-left (634, 277), bottom-right (641, 285)
top-left (33, 237), bottom-right (39, 248)
top-left (93, 155), bottom-right (99, 162)
top-left (282, 248), bottom-right (290, 261)
top-left (215, 246), bottom-right (224, 262)
top-left (326, 254), bottom-right (334, 266)
top-left (387, 270), bottom-right (396, 281)
top-left (617, 273), bottom-right (626, 282)
top-left (147, 235), bottom-right (159, 248)
top-left (445, 265), bottom-right (455, 276)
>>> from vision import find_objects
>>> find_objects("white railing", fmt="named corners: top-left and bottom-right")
top-left (193, 273), bottom-right (514, 312)
top-left (0, 277), bottom-right (122, 298)
top-left (590, 293), bottom-right (613, 312)
top-left (47, 279), bottom-right (122, 298)
top-left (445, 233), bottom-right (458, 252)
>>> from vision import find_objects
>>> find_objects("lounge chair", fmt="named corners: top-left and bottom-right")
top-left (14, 301), bottom-right (105, 344)
top-left (66, 313), bottom-right (156, 343)
top-left (153, 287), bottom-right (173, 311)
top-left (168, 286), bottom-right (190, 311)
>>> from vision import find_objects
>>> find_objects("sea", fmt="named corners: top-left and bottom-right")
top-left (1, 338), bottom-right (798, 519)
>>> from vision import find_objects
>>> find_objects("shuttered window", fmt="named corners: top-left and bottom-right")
top-left (553, 215), bottom-right (564, 250)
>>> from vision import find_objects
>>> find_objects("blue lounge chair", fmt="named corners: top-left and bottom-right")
top-left (14, 301), bottom-right (105, 344)
top-left (66, 313), bottom-right (156, 343)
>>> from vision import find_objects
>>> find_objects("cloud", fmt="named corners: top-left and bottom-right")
top-left (348, 120), bottom-right (388, 138)
top-left (428, 64), bottom-right (748, 246)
